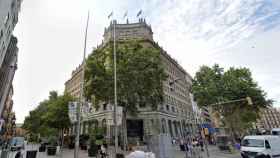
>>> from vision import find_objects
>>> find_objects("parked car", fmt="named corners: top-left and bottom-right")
top-left (10, 137), bottom-right (25, 151)
top-left (241, 135), bottom-right (280, 158)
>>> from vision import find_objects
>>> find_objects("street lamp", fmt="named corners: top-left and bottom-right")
top-left (74, 12), bottom-right (90, 158)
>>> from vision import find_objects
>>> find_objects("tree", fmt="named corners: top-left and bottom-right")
top-left (84, 40), bottom-right (167, 148)
top-left (23, 91), bottom-right (74, 142)
top-left (192, 64), bottom-right (272, 137)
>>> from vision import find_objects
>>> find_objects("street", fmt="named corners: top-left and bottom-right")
top-left (1, 144), bottom-right (241, 158)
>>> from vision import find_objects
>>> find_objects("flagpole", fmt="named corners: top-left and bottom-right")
top-left (75, 11), bottom-right (90, 158)
top-left (113, 18), bottom-right (118, 156)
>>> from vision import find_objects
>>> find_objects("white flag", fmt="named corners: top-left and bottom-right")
top-left (108, 11), bottom-right (113, 19)
top-left (137, 9), bottom-right (142, 17)
top-left (123, 11), bottom-right (128, 19)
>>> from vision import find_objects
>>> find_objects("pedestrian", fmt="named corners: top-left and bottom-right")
top-left (180, 138), bottom-right (185, 151)
top-left (100, 144), bottom-right (107, 158)
top-left (172, 138), bottom-right (176, 145)
top-left (198, 137), bottom-right (204, 151)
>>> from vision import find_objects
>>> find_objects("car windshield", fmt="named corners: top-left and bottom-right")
top-left (241, 139), bottom-right (264, 148)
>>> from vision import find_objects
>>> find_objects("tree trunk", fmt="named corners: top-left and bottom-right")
top-left (60, 128), bottom-right (65, 157)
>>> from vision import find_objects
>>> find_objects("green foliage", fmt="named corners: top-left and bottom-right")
top-left (192, 64), bottom-right (272, 133)
top-left (23, 91), bottom-right (74, 137)
top-left (85, 40), bottom-right (167, 113)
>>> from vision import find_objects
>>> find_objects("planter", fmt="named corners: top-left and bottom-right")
top-left (39, 145), bottom-right (46, 152)
top-left (80, 145), bottom-right (87, 150)
top-left (47, 146), bottom-right (57, 156)
top-left (88, 145), bottom-right (98, 157)
top-left (116, 153), bottom-right (125, 158)
top-left (88, 149), bottom-right (97, 157)
top-left (26, 150), bottom-right (37, 158)
top-left (68, 143), bottom-right (75, 149)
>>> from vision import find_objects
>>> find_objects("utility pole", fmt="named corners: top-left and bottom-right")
top-left (74, 11), bottom-right (89, 158)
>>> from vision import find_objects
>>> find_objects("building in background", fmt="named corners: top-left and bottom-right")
top-left (190, 94), bottom-right (203, 133)
top-left (65, 64), bottom-right (83, 99)
top-left (15, 123), bottom-right (26, 137)
top-left (0, 0), bottom-right (22, 117)
top-left (256, 107), bottom-right (280, 132)
top-left (65, 19), bottom-right (195, 143)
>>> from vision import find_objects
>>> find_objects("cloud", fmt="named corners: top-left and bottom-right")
top-left (140, 0), bottom-right (280, 53)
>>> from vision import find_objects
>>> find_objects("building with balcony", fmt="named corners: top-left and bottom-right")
top-left (65, 19), bottom-right (195, 143)
top-left (0, 0), bottom-right (21, 117)
top-left (0, 36), bottom-right (18, 117)
top-left (0, 0), bottom-right (21, 67)
top-left (256, 107), bottom-right (280, 131)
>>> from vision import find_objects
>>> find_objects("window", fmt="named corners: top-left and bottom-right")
top-left (103, 104), bottom-right (107, 110)
top-left (166, 105), bottom-right (169, 111)
top-left (0, 30), bottom-right (3, 40)
top-left (171, 106), bottom-right (175, 112)
top-left (4, 13), bottom-right (9, 26)
top-left (265, 140), bottom-right (271, 149)
top-left (241, 139), bottom-right (264, 148)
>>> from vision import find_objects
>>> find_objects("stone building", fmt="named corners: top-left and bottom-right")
top-left (256, 107), bottom-right (280, 131)
top-left (65, 19), bottom-right (195, 143)
top-left (65, 64), bottom-right (83, 99)
top-left (0, 0), bottom-right (21, 116)
top-left (0, 36), bottom-right (18, 117)
top-left (0, 0), bottom-right (21, 67)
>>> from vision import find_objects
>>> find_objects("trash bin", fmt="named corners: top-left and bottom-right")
top-left (116, 153), bottom-right (124, 158)
top-left (26, 150), bottom-right (37, 158)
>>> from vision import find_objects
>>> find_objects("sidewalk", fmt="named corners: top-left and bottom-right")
top-left (173, 145), bottom-right (242, 158)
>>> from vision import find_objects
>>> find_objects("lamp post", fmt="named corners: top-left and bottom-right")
top-left (74, 12), bottom-right (89, 158)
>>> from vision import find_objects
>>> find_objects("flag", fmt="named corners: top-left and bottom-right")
top-left (123, 11), bottom-right (128, 19)
top-left (136, 9), bottom-right (142, 17)
top-left (108, 11), bottom-right (113, 19)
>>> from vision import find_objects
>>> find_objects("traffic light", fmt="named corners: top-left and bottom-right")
top-left (246, 96), bottom-right (253, 105)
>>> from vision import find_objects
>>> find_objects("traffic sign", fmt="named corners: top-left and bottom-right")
top-left (68, 102), bottom-right (78, 123)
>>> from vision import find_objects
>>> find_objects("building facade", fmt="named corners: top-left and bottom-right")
top-left (0, 0), bottom-right (21, 117)
top-left (0, 0), bottom-right (21, 67)
top-left (65, 19), bottom-right (195, 143)
top-left (0, 36), bottom-right (18, 116)
top-left (256, 107), bottom-right (280, 131)
top-left (65, 64), bottom-right (83, 99)
top-left (0, 86), bottom-right (16, 140)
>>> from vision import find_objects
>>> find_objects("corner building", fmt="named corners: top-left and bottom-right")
top-left (65, 19), bottom-right (195, 142)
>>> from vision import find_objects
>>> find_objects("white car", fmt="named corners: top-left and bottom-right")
top-left (241, 135), bottom-right (280, 158)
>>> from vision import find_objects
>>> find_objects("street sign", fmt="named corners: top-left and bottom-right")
top-left (68, 102), bottom-right (78, 123)
top-left (107, 106), bottom-right (123, 126)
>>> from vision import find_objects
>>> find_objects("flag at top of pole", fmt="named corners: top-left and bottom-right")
top-left (123, 11), bottom-right (128, 19)
top-left (108, 11), bottom-right (113, 19)
top-left (137, 9), bottom-right (142, 17)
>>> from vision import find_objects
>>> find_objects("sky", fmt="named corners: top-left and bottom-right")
top-left (13, 0), bottom-right (280, 123)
